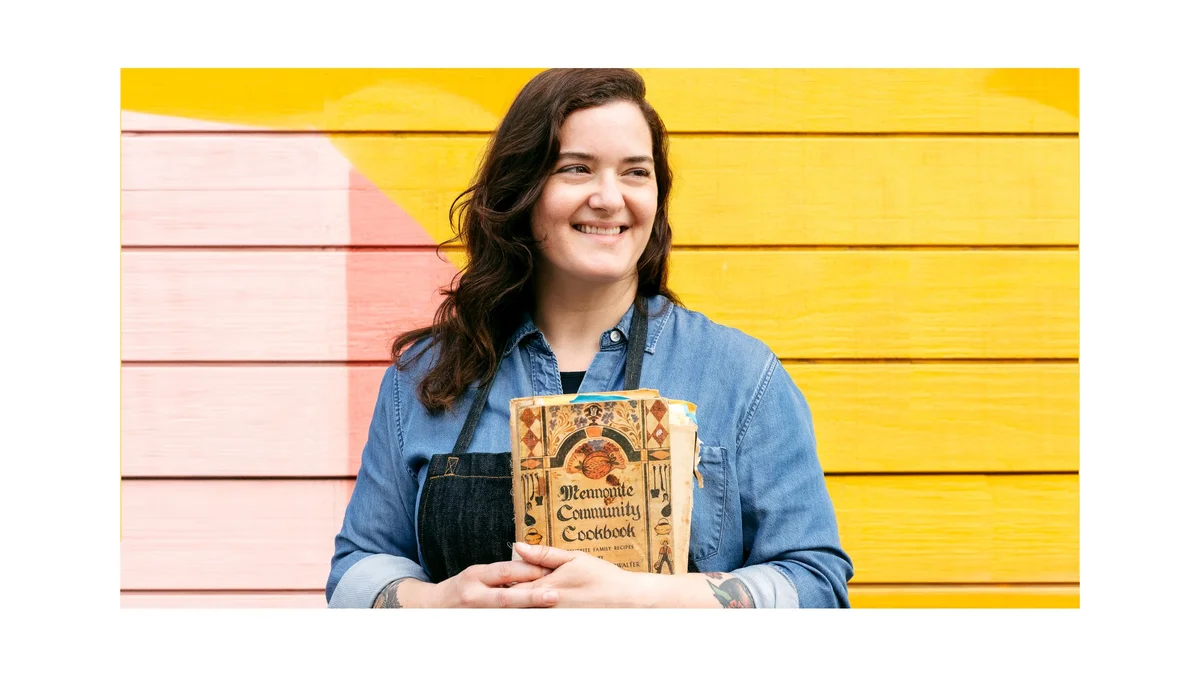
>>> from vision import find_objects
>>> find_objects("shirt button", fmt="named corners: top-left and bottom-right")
top-left (609, 330), bottom-right (622, 342)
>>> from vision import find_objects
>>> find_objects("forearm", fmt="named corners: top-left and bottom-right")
top-left (732, 357), bottom-right (854, 608)
top-left (636, 572), bottom-right (757, 608)
top-left (328, 366), bottom-right (432, 607)
top-left (329, 553), bottom-right (431, 607)
top-left (371, 577), bottom-right (437, 608)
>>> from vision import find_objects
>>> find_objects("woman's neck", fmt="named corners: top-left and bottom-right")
top-left (532, 274), bottom-right (638, 373)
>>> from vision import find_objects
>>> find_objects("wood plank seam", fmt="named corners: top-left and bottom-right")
top-left (121, 131), bottom-right (1080, 139)
top-left (119, 245), bottom-right (1082, 252)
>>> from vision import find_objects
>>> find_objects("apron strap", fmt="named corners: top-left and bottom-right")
top-left (623, 300), bottom-right (648, 391)
top-left (450, 374), bottom-right (497, 456)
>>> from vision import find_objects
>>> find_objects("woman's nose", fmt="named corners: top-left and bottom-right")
top-left (587, 172), bottom-right (625, 213)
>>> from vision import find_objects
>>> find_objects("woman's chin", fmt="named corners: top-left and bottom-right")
top-left (547, 262), bottom-right (638, 287)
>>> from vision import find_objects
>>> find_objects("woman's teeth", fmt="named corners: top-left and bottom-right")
top-left (575, 225), bottom-right (623, 235)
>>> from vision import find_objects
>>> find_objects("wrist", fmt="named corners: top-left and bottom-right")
top-left (629, 571), bottom-right (677, 608)
top-left (405, 578), bottom-right (438, 608)
top-left (376, 577), bottom-right (435, 608)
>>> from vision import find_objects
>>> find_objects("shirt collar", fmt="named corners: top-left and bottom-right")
top-left (501, 314), bottom-right (542, 359)
top-left (500, 294), bottom-right (672, 359)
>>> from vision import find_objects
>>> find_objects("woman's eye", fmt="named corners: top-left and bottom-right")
top-left (628, 168), bottom-right (651, 178)
top-left (559, 165), bottom-right (589, 174)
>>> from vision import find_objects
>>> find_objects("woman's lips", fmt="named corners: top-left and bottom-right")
top-left (573, 224), bottom-right (628, 236)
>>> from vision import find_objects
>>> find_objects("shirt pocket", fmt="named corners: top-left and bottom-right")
top-left (687, 445), bottom-right (728, 563)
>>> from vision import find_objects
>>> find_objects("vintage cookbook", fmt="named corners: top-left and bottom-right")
top-left (509, 389), bottom-right (700, 574)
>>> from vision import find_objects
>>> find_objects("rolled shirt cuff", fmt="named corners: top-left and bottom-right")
top-left (729, 563), bottom-right (800, 609)
top-left (328, 554), bottom-right (431, 608)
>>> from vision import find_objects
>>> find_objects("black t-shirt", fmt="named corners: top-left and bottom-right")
top-left (560, 371), bottom-right (586, 395)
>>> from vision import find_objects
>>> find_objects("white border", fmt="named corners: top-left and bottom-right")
top-left (13, 0), bottom-right (1200, 671)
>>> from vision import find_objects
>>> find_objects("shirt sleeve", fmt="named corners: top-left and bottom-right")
top-left (326, 365), bottom-right (431, 607)
top-left (731, 356), bottom-right (855, 608)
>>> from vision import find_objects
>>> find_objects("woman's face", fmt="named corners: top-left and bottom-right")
top-left (531, 101), bottom-right (658, 288)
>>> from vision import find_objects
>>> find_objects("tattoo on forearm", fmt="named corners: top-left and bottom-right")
top-left (372, 579), bottom-right (405, 608)
top-left (706, 574), bottom-right (756, 608)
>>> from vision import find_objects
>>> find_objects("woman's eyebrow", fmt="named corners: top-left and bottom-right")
top-left (558, 151), bottom-right (653, 164)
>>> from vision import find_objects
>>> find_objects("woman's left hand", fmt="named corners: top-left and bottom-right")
top-left (510, 542), bottom-right (662, 607)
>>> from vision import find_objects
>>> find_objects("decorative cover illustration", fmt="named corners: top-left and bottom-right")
top-left (509, 390), bottom-right (698, 574)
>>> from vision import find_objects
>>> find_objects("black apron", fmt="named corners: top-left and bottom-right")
top-left (416, 304), bottom-right (650, 582)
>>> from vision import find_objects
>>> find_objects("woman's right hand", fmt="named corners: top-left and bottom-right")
top-left (419, 560), bottom-right (560, 608)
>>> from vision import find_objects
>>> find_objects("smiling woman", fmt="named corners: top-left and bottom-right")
top-left (326, 69), bottom-right (854, 609)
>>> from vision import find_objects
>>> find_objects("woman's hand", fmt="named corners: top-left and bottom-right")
top-left (510, 542), bottom-right (664, 607)
top-left (394, 560), bottom-right (559, 608)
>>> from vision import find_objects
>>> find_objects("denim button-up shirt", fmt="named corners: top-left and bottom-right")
top-left (327, 295), bottom-right (854, 607)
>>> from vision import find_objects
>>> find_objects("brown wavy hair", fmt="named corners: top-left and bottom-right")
top-left (392, 68), bottom-right (681, 414)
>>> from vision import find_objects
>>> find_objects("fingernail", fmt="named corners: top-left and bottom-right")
top-left (543, 591), bottom-right (559, 604)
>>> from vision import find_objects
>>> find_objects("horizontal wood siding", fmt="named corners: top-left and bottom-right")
top-left (119, 69), bottom-right (1079, 608)
top-left (121, 363), bottom-right (1078, 476)
top-left (120, 69), bottom-right (1079, 133)
top-left (120, 476), bottom-right (1078, 589)
top-left (847, 584), bottom-right (1079, 609)
top-left (121, 250), bottom-right (1078, 361)
top-left (122, 134), bottom-right (1078, 247)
